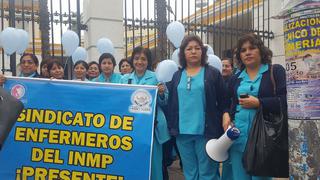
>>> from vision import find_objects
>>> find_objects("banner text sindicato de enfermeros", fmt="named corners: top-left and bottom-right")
top-left (0, 78), bottom-right (157, 180)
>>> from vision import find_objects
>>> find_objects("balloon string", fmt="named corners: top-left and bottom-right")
top-left (63, 57), bottom-right (70, 71)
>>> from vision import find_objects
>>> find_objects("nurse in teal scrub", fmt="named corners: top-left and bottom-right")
top-left (166, 35), bottom-right (229, 180)
top-left (120, 46), bottom-right (170, 180)
top-left (225, 33), bottom-right (287, 179)
top-left (93, 53), bottom-right (122, 83)
top-left (0, 53), bottom-right (41, 86)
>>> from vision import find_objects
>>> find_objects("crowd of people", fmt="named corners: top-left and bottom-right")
top-left (0, 33), bottom-right (288, 180)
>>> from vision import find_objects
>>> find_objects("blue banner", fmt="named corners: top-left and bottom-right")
top-left (0, 77), bottom-right (157, 180)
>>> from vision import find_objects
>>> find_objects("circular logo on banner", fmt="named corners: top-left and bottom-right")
top-left (129, 89), bottom-right (152, 114)
top-left (11, 84), bottom-right (25, 99)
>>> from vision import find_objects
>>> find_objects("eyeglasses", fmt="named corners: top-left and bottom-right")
top-left (21, 60), bottom-right (35, 65)
top-left (187, 76), bottom-right (191, 90)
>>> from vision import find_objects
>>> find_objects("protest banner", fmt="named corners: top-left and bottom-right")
top-left (0, 77), bottom-right (157, 180)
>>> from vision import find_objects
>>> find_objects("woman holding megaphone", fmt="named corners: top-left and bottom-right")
top-left (166, 35), bottom-right (229, 180)
top-left (225, 33), bottom-right (288, 179)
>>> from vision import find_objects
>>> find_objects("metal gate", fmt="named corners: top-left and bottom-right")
top-left (0, 0), bottom-right (83, 78)
top-left (124, 0), bottom-right (274, 61)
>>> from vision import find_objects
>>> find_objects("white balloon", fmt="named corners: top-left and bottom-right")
top-left (1, 27), bottom-right (19, 55)
top-left (72, 47), bottom-right (87, 63)
top-left (205, 44), bottom-right (214, 55)
top-left (166, 21), bottom-right (185, 48)
top-left (61, 30), bottom-right (79, 56)
top-left (155, 60), bottom-right (179, 83)
top-left (208, 54), bottom-right (222, 73)
top-left (16, 29), bottom-right (29, 55)
top-left (171, 49), bottom-right (180, 66)
top-left (96, 38), bottom-right (114, 55)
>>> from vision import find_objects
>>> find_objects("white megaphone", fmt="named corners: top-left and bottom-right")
top-left (206, 126), bottom-right (240, 162)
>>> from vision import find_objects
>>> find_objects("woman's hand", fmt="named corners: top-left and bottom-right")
top-left (157, 83), bottom-right (166, 96)
top-left (0, 74), bottom-right (6, 86)
top-left (222, 112), bottom-right (232, 132)
top-left (239, 95), bottom-right (260, 109)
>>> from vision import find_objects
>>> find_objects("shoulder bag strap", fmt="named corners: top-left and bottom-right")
top-left (270, 65), bottom-right (276, 95)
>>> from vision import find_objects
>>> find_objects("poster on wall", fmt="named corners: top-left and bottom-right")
top-left (284, 13), bottom-right (320, 120)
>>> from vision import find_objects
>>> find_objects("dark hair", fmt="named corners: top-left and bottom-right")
top-left (152, 59), bottom-right (161, 71)
top-left (74, 60), bottom-right (89, 70)
top-left (40, 59), bottom-right (48, 69)
top-left (235, 33), bottom-right (272, 70)
top-left (118, 58), bottom-right (133, 71)
top-left (130, 46), bottom-right (153, 70)
top-left (20, 53), bottom-right (39, 66)
top-left (88, 61), bottom-right (101, 73)
top-left (40, 59), bottom-right (50, 77)
top-left (47, 58), bottom-right (64, 74)
top-left (179, 34), bottom-right (207, 68)
top-left (221, 57), bottom-right (233, 68)
top-left (98, 53), bottom-right (116, 67)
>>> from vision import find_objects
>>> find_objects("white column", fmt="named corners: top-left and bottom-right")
top-left (82, 0), bottom-right (124, 70)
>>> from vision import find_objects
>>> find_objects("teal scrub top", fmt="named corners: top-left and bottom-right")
top-left (233, 64), bottom-right (268, 152)
top-left (120, 70), bottom-right (158, 85)
top-left (93, 73), bottom-right (122, 83)
top-left (177, 68), bottom-right (206, 135)
top-left (19, 72), bottom-right (37, 78)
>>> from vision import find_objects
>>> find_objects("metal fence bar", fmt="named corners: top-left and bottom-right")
top-left (1, 0), bottom-right (4, 74)
top-left (241, 0), bottom-right (244, 37)
top-left (133, 0), bottom-right (136, 49)
top-left (175, 0), bottom-right (177, 21)
top-left (268, 0), bottom-right (270, 47)
top-left (257, 0), bottom-right (260, 36)
top-left (213, 0), bottom-right (216, 48)
top-left (247, 0), bottom-right (249, 31)
top-left (75, 0), bottom-right (81, 77)
top-left (22, 0), bottom-right (25, 29)
top-left (188, 0), bottom-right (190, 35)
top-left (50, 0), bottom-right (55, 56)
top-left (236, 0), bottom-right (239, 40)
top-left (200, 0), bottom-right (203, 39)
top-left (252, 0), bottom-right (254, 32)
top-left (225, 0), bottom-right (228, 54)
top-left (230, 0), bottom-right (233, 49)
top-left (147, 0), bottom-right (150, 49)
top-left (181, 0), bottom-right (183, 25)
top-left (168, 0), bottom-right (171, 58)
top-left (68, 0), bottom-right (72, 29)
top-left (140, 0), bottom-right (143, 46)
top-left (206, 0), bottom-right (209, 44)
top-left (194, 0), bottom-right (196, 34)
top-left (125, 0), bottom-right (128, 58)
top-left (154, 0), bottom-right (157, 58)
top-left (219, 0), bottom-right (221, 57)
top-left (9, 0), bottom-right (16, 76)
top-left (31, 0), bottom-right (35, 54)
top-left (262, 0), bottom-right (265, 42)
top-left (59, 0), bottom-right (64, 61)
